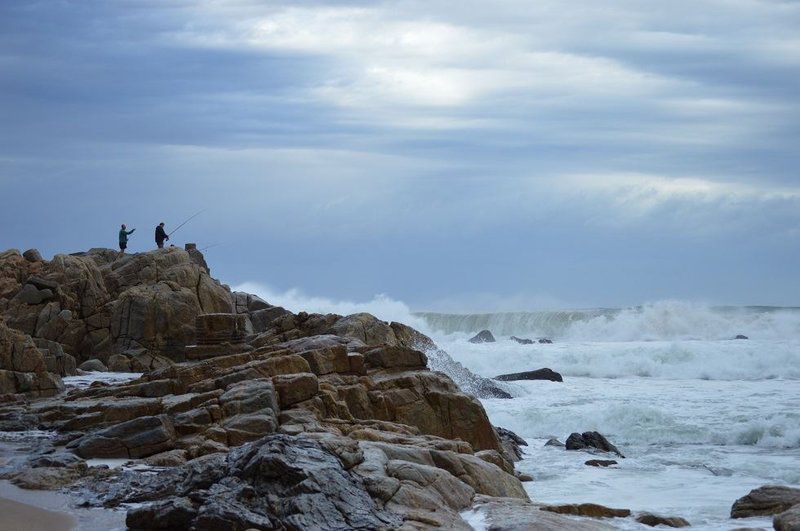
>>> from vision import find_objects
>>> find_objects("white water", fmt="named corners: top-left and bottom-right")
top-left (237, 285), bottom-right (799, 529)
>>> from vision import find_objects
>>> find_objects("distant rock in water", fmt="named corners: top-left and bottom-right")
top-left (544, 438), bottom-right (565, 448)
top-left (734, 334), bottom-right (749, 340)
top-left (469, 330), bottom-right (496, 343)
top-left (508, 336), bottom-right (553, 345)
top-left (585, 459), bottom-right (618, 467)
top-left (566, 431), bottom-right (625, 458)
top-left (494, 368), bottom-right (563, 382)
top-left (636, 513), bottom-right (690, 528)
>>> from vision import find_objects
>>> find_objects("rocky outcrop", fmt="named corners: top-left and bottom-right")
top-left (566, 431), bottom-right (625, 458)
top-left (731, 485), bottom-right (800, 518)
top-left (2, 311), bottom-right (525, 528)
top-left (0, 246), bottom-right (538, 529)
top-left (0, 247), bottom-right (234, 364)
top-left (494, 368), bottom-right (563, 382)
top-left (469, 330), bottom-right (496, 343)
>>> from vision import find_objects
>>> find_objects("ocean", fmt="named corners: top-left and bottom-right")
top-left (417, 301), bottom-right (800, 530)
top-left (235, 287), bottom-right (800, 529)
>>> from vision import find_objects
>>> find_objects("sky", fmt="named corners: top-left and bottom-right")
top-left (1, 0), bottom-right (799, 311)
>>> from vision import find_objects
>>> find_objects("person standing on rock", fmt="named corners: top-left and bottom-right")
top-left (155, 222), bottom-right (169, 249)
top-left (118, 224), bottom-right (135, 256)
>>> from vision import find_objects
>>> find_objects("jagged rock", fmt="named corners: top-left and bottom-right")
top-left (125, 435), bottom-right (403, 530)
top-left (494, 368), bottom-right (563, 382)
top-left (496, 426), bottom-right (527, 461)
top-left (128, 497), bottom-right (198, 530)
top-left (734, 334), bottom-right (749, 340)
top-left (541, 503), bottom-right (631, 518)
top-left (22, 249), bottom-right (43, 262)
top-left (636, 512), bottom-right (691, 527)
top-left (469, 330), bottom-right (496, 343)
top-left (510, 336), bottom-right (533, 344)
top-left (586, 459), bottom-right (618, 467)
top-left (731, 485), bottom-right (800, 518)
top-left (544, 438), bottom-right (565, 447)
top-left (774, 505), bottom-right (800, 531)
top-left (566, 431), bottom-right (625, 458)
top-left (538, 338), bottom-right (553, 344)
top-left (79, 358), bottom-right (108, 372)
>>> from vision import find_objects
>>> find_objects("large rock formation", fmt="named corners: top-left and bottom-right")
top-left (0, 246), bottom-right (537, 529)
top-left (0, 247), bottom-right (233, 364)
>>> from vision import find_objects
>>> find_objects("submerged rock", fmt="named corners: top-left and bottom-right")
top-left (469, 330), bottom-right (496, 343)
top-left (585, 459), bottom-right (618, 467)
top-left (510, 336), bottom-right (534, 345)
top-left (541, 503), bottom-right (631, 518)
top-left (494, 368), bottom-right (563, 382)
top-left (734, 334), bottom-right (749, 340)
top-left (731, 485), bottom-right (800, 518)
top-left (565, 431), bottom-right (625, 458)
top-left (636, 512), bottom-right (690, 527)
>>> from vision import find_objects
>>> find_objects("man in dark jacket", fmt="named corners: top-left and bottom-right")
top-left (155, 222), bottom-right (169, 248)
top-left (119, 224), bottom-right (135, 256)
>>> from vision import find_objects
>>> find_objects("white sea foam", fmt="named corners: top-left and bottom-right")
top-left (419, 301), bottom-right (800, 341)
top-left (433, 337), bottom-right (800, 381)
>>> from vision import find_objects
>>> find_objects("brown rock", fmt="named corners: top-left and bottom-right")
top-left (731, 486), bottom-right (800, 518)
top-left (541, 503), bottom-right (631, 518)
top-left (636, 512), bottom-right (690, 527)
top-left (774, 505), bottom-right (800, 531)
top-left (586, 459), bottom-right (618, 467)
top-left (272, 372), bottom-right (319, 408)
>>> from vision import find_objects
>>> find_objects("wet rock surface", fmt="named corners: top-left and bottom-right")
top-left (565, 431), bottom-right (625, 458)
top-left (636, 512), bottom-right (690, 527)
top-left (469, 330), bottom-right (496, 343)
top-left (731, 485), bottom-right (800, 518)
top-left (541, 502), bottom-right (631, 518)
top-left (494, 368), bottom-right (563, 382)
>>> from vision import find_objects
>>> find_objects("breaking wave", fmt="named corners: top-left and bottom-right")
top-left (417, 301), bottom-right (800, 341)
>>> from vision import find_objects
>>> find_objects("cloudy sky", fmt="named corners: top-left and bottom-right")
top-left (1, 0), bottom-right (798, 310)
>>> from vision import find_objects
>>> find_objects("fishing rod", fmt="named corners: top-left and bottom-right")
top-left (168, 209), bottom-right (205, 237)
top-left (199, 243), bottom-right (222, 252)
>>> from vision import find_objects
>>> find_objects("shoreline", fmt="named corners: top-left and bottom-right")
top-left (0, 479), bottom-right (126, 531)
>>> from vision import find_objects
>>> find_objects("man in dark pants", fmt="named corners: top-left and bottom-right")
top-left (155, 222), bottom-right (169, 248)
top-left (118, 224), bottom-right (135, 256)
